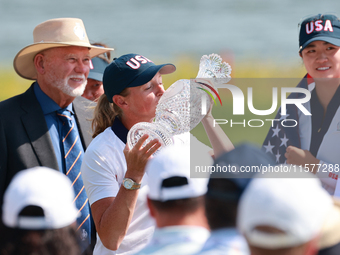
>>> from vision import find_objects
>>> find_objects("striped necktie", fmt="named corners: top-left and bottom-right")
top-left (57, 109), bottom-right (91, 246)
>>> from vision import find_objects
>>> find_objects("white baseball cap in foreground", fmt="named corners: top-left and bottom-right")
top-left (237, 170), bottom-right (340, 249)
top-left (146, 144), bottom-right (208, 202)
top-left (2, 166), bottom-right (79, 229)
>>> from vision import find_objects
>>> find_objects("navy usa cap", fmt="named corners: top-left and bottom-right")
top-left (103, 53), bottom-right (176, 103)
top-left (207, 143), bottom-right (276, 201)
top-left (299, 14), bottom-right (340, 53)
top-left (88, 57), bottom-right (109, 82)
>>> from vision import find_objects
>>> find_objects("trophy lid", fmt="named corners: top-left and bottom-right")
top-left (196, 53), bottom-right (232, 84)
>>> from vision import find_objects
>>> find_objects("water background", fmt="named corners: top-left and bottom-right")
top-left (1, 0), bottom-right (340, 66)
top-left (1, 0), bottom-right (338, 145)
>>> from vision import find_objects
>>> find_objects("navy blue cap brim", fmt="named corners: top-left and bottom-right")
top-left (103, 54), bottom-right (176, 103)
top-left (210, 143), bottom-right (276, 180)
top-left (206, 143), bottom-right (276, 199)
top-left (88, 72), bottom-right (103, 82)
top-left (128, 63), bottom-right (176, 89)
top-left (300, 36), bottom-right (340, 53)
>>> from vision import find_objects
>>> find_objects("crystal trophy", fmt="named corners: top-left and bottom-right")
top-left (127, 53), bottom-right (231, 151)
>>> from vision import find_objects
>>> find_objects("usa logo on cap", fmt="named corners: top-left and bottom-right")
top-left (299, 14), bottom-right (340, 52)
top-left (305, 19), bottom-right (333, 34)
top-left (126, 55), bottom-right (153, 69)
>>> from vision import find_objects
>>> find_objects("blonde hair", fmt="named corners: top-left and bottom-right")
top-left (92, 89), bottom-right (129, 138)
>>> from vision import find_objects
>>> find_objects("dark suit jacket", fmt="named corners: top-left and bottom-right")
top-left (0, 83), bottom-right (94, 206)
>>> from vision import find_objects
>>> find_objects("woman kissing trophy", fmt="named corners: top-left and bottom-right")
top-left (127, 53), bottom-right (231, 152)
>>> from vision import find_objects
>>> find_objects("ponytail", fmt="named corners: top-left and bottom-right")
top-left (92, 89), bottom-right (129, 138)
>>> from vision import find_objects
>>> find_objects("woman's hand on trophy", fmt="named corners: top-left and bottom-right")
top-left (124, 134), bottom-right (161, 181)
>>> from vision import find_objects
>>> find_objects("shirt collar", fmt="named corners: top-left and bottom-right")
top-left (34, 82), bottom-right (73, 114)
top-left (111, 116), bottom-right (128, 144)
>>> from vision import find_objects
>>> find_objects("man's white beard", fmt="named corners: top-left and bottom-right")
top-left (51, 75), bottom-right (87, 97)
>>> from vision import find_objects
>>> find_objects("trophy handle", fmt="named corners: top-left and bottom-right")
top-left (127, 122), bottom-right (174, 151)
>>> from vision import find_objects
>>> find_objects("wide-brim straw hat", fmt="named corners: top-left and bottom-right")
top-left (13, 18), bottom-right (114, 80)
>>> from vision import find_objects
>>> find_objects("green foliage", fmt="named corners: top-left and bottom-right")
top-left (0, 66), bottom-right (31, 101)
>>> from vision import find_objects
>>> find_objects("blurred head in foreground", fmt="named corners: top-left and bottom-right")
top-left (146, 144), bottom-right (208, 226)
top-left (237, 170), bottom-right (340, 255)
top-left (206, 143), bottom-right (276, 230)
top-left (198, 143), bottom-right (275, 255)
top-left (0, 166), bottom-right (81, 255)
top-left (136, 144), bottom-right (210, 255)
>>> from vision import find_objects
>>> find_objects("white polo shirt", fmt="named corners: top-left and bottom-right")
top-left (82, 120), bottom-right (212, 255)
top-left (82, 127), bottom-right (154, 255)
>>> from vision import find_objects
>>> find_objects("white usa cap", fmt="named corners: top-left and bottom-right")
top-left (237, 170), bottom-right (337, 249)
top-left (146, 144), bottom-right (208, 202)
top-left (2, 166), bottom-right (79, 229)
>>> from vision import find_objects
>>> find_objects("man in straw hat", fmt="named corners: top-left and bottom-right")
top-left (0, 17), bottom-right (112, 251)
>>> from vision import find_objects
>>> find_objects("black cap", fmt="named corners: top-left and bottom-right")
top-left (207, 143), bottom-right (277, 200)
top-left (299, 14), bottom-right (340, 53)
